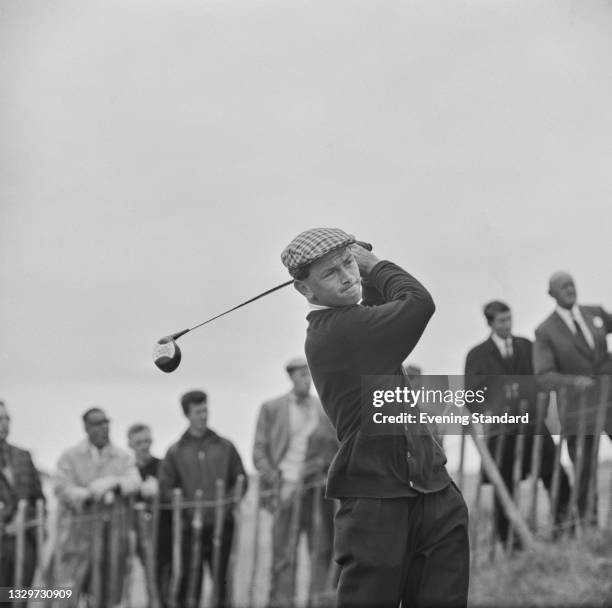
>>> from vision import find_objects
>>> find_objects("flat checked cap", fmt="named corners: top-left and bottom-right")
top-left (281, 228), bottom-right (355, 277)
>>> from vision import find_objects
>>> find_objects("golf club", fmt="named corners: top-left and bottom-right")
top-left (153, 279), bottom-right (293, 372)
top-left (153, 241), bottom-right (372, 373)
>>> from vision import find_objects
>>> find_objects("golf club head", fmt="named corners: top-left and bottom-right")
top-left (153, 336), bottom-right (182, 373)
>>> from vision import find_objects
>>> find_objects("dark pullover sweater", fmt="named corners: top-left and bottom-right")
top-left (159, 429), bottom-right (247, 526)
top-left (305, 260), bottom-right (451, 499)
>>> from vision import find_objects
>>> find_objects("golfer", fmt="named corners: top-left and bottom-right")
top-left (281, 228), bottom-right (469, 608)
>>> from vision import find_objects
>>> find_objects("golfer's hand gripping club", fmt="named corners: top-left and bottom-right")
top-left (351, 241), bottom-right (379, 277)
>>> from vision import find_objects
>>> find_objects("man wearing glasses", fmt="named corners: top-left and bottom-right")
top-left (53, 407), bottom-right (140, 607)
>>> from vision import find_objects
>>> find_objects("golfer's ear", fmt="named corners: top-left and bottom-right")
top-left (294, 280), bottom-right (312, 299)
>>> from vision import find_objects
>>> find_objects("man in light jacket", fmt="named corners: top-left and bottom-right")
top-left (53, 407), bottom-right (140, 607)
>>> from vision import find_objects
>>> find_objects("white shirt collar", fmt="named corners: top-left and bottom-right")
top-left (555, 304), bottom-right (583, 332)
top-left (307, 298), bottom-right (363, 312)
top-left (88, 441), bottom-right (110, 462)
top-left (555, 304), bottom-right (579, 322)
top-left (555, 304), bottom-right (595, 348)
top-left (308, 302), bottom-right (332, 311)
top-left (289, 390), bottom-right (315, 409)
top-left (490, 332), bottom-right (512, 356)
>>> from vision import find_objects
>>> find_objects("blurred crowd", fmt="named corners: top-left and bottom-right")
top-left (0, 357), bottom-right (337, 608)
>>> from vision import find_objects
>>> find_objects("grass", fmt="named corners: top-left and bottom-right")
top-left (469, 530), bottom-right (612, 607)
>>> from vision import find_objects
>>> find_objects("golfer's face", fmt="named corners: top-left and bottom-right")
top-left (307, 248), bottom-right (362, 307)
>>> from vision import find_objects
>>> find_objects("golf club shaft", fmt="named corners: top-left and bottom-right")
top-left (168, 243), bottom-right (371, 341)
top-left (170, 279), bottom-right (294, 340)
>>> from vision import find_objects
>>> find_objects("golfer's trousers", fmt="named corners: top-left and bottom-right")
top-left (334, 482), bottom-right (469, 608)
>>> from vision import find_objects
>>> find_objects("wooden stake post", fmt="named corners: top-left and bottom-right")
top-left (227, 474), bottom-right (246, 608)
top-left (469, 424), bottom-right (537, 550)
top-left (211, 479), bottom-right (226, 608)
top-left (168, 489), bottom-right (183, 608)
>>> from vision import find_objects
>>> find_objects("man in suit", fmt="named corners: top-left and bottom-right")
top-left (465, 301), bottom-right (570, 544)
top-left (253, 357), bottom-right (338, 608)
top-left (0, 399), bottom-right (45, 587)
top-left (533, 272), bottom-right (612, 524)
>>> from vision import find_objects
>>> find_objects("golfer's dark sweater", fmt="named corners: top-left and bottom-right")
top-left (305, 260), bottom-right (451, 499)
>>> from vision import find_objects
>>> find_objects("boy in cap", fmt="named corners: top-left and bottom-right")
top-left (281, 228), bottom-right (469, 608)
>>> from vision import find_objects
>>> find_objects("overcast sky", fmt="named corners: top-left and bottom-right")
top-left (1, 0), bottom-right (611, 472)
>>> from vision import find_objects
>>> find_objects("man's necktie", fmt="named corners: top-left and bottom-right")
top-left (571, 312), bottom-right (592, 351)
top-left (505, 339), bottom-right (513, 359)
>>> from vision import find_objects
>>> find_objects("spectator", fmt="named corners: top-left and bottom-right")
top-left (253, 358), bottom-right (338, 607)
top-left (0, 399), bottom-right (45, 588)
top-left (465, 300), bottom-right (571, 543)
top-left (128, 423), bottom-right (160, 497)
top-left (158, 390), bottom-right (247, 608)
top-left (53, 407), bottom-right (140, 607)
top-left (127, 423), bottom-right (172, 605)
top-left (533, 272), bottom-right (612, 525)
